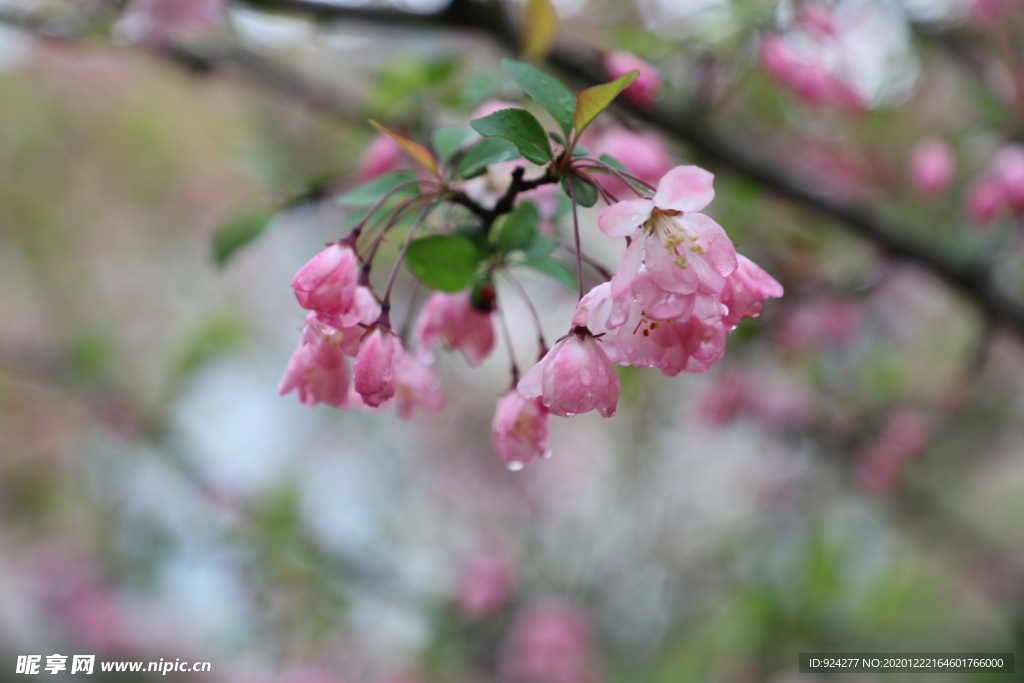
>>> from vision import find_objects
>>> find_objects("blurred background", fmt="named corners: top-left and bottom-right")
top-left (2, 0), bottom-right (1024, 681)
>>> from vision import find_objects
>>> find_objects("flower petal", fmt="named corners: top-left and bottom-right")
top-left (653, 166), bottom-right (715, 213)
top-left (598, 199), bottom-right (653, 238)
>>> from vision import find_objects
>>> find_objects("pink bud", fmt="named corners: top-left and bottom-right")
top-left (352, 328), bottom-right (401, 407)
top-left (414, 291), bottom-right (496, 367)
top-left (358, 133), bottom-right (405, 182)
top-left (591, 127), bottom-right (671, 199)
top-left (455, 551), bottom-right (516, 619)
top-left (603, 51), bottom-right (660, 111)
top-left (517, 331), bottom-right (620, 418)
top-left (492, 391), bottom-right (551, 468)
top-left (908, 138), bottom-right (956, 196)
top-left (290, 244), bottom-right (360, 317)
top-left (992, 144), bottom-right (1024, 211)
top-left (966, 176), bottom-right (1007, 223)
top-left (502, 602), bottom-right (595, 683)
top-left (278, 338), bottom-right (349, 409)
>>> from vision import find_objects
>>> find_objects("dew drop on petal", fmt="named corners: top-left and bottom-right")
top-left (506, 460), bottom-right (525, 472)
top-left (542, 449), bottom-right (553, 460)
top-left (427, 377), bottom-right (441, 391)
top-left (565, 412), bottom-right (576, 418)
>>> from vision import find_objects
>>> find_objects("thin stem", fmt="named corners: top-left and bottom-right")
top-left (361, 194), bottom-right (433, 280)
top-left (553, 237), bottom-right (614, 281)
top-left (567, 176), bottom-right (585, 301)
top-left (575, 158), bottom-right (655, 195)
top-left (495, 295), bottom-right (520, 388)
top-left (503, 272), bottom-right (547, 351)
top-left (348, 179), bottom-right (438, 240)
top-left (380, 203), bottom-right (436, 320)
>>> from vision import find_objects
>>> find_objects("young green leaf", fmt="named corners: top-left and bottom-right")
top-left (470, 109), bottom-right (553, 165)
top-left (501, 59), bottom-right (576, 136)
top-left (369, 120), bottom-right (439, 176)
top-left (404, 235), bottom-right (485, 292)
top-left (522, 257), bottom-right (576, 291)
top-left (573, 70), bottom-right (639, 136)
top-left (212, 207), bottom-right (273, 267)
top-left (454, 137), bottom-right (520, 179)
top-left (521, 0), bottom-right (559, 62)
top-left (335, 170), bottom-right (419, 207)
top-left (561, 174), bottom-right (599, 208)
top-left (433, 126), bottom-right (477, 160)
top-left (495, 201), bottom-right (540, 254)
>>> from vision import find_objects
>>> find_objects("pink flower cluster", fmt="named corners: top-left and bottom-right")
top-left (856, 408), bottom-right (929, 494)
top-left (966, 144), bottom-right (1024, 224)
top-left (279, 243), bottom-right (486, 418)
top-left (759, 3), bottom-right (864, 111)
top-left (513, 166), bottom-right (782, 462)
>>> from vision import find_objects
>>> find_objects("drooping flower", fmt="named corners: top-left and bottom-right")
top-left (598, 165), bottom-right (738, 323)
top-left (358, 132), bottom-right (405, 182)
top-left (278, 336), bottom-right (349, 409)
top-left (908, 138), bottom-right (956, 197)
top-left (590, 127), bottom-right (671, 199)
top-left (517, 329), bottom-right (619, 418)
top-left (574, 283), bottom-right (728, 377)
top-left (492, 390), bottom-right (551, 467)
top-left (414, 291), bottom-right (496, 367)
top-left (603, 51), bottom-right (661, 110)
top-left (352, 328), bottom-right (401, 408)
top-left (720, 254), bottom-right (785, 328)
top-left (290, 243), bottom-right (360, 318)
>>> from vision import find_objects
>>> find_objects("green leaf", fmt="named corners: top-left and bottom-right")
top-left (561, 174), bottom-right (598, 208)
top-left (433, 126), bottom-right (476, 160)
top-left (522, 257), bottom-right (576, 291)
top-left (470, 109), bottom-right (553, 165)
top-left (501, 59), bottom-right (576, 136)
top-left (521, 234), bottom-right (557, 260)
top-left (335, 170), bottom-right (419, 207)
top-left (212, 207), bottom-right (273, 267)
top-left (404, 235), bottom-right (486, 292)
top-left (454, 137), bottom-right (520, 179)
top-left (571, 144), bottom-right (589, 157)
top-left (495, 201), bottom-right (540, 254)
top-left (573, 70), bottom-right (639, 136)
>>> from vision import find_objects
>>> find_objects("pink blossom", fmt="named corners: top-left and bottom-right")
top-left (574, 283), bottom-right (728, 376)
top-left (391, 351), bottom-right (444, 419)
top-left (501, 602), bottom-right (595, 683)
top-left (414, 291), bottom-right (496, 366)
top-left (720, 254), bottom-right (785, 328)
top-left (759, 32), bottom-right (864, 111)
top-left (590, 127), bottom-right (671, 199)
top-left (971, 0), bottom-right (1016, 24)
top-left (492, 390), bottom-right (551, 467)
top-left (966, 176), bottom-right (1007, 223)
top-left (908, 138), bottom-right (956, 196)
top-left (278, 337), bottom-right (349, 409)
top-left (290, 243), bottom-right (360, 318)
top-left (603, 51), bottom-right (660, 110)
top-left (116, 0), bottom-right (222, 43)
top-left (352, 328), bottom-right (401, 408)
top-left (992, 144), bottom-right (1024, 211)
top-left (358, 133), bottom-right (405, 182)
top-left (598, 166), bottom-right (739, 323)
top-left (455, 551), bottom-right (517, 619)
top-left (518, 330), bottom-right (620, 418)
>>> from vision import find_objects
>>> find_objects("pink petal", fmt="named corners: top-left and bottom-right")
top-left (653, 166), bottom-right (715, 213)
top-left (598, 199), bottom-right (653, 238)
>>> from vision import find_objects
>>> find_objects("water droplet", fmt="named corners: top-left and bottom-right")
top-left (427, 377), bottom-right (441, 391)
top-left (542, 449), bottom-right (553, 460)
top-left (506, 460), bottom-right (525, 472)
top-left (564, 412), bottom-right (576, 418)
